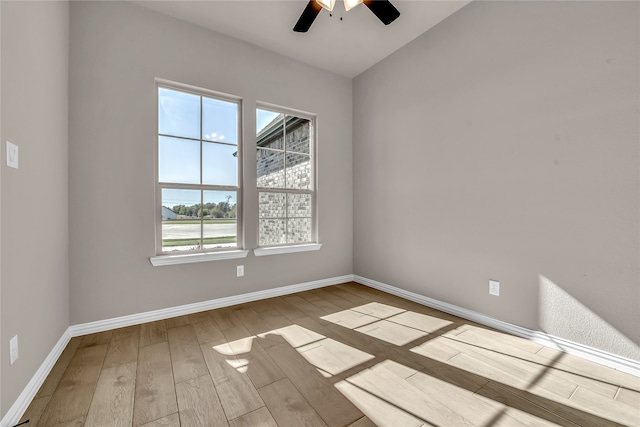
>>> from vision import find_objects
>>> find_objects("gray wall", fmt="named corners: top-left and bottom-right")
top-left (1, 1), bottom-right (70, 416)
top-left (69, 1), bottom-right (353, 324)
top-left (353, 1), bottom-right (639, 360)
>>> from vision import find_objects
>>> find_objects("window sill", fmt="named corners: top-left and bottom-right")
top-left (254, 243), bottom-right (322, 257)
top-left (150, 250), bottom-right (249, 267)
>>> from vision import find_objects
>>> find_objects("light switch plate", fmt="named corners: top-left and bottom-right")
top-left (10, 335), bottom-right (19, 365)
top-left (6, 141), bottom-right (18, 169)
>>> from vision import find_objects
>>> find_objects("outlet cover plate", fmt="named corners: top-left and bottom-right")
top-left (489, 280), bottom-right (500, 296)
top-left (6, 141), bottom-right (18, 169)
top-left (237, 265), bottom-right (244, 277)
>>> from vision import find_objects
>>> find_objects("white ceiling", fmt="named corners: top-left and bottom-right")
top-left (133, 0), bottom-right (471, 78)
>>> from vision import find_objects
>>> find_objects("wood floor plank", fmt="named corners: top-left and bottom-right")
top-left (228, 407), bottom-right (278, 427)
top-left (192, 315), bottom-right (226, 345)
top-left (258, 379), bottom-right (328, 427)
top-left (36, 336), bottom-right (82, 398)
top-left (139, 320), bottom-right (167, 348)
top-left (442, 338), bottom-right (581, 399)
top-left (176, 374), bottom-right (229, 427)
top-left (474, 381), bottom-right (581, 427)
top-left (296, 289), bottom-right (325, 303)
top-left (133, 342), bottom-right (177, 426)
top-left (223, 325), bottom-right (286, 389)
top-left (18, 395), bottom-right (50, 426)
top-left (138, 413), bottom-right (180, 427)
top-left (403, 361), bottom-right (528, 426)
top-left (282, 294), bottom-right (333, 322)
top-left (255, 307), bottom-right (292, 332)
top-left (347, 416), bottom-right (378, 427)
top-left (85, 362), bottom-right (136, 427)
top-left (258, 323), bottom-right (326, 349)
top-left (233, 306), bottom-right (274, 336)
top-left (47, 416), bottom-right (85, 426)
top-left (334, 380), bottom-right (426, 427)
top-left (488, 380), bottom-right (626, 426)
top-left (267, 296), bottom-right (308, 321)
top-left (311, 289), bottom-right (357, 310)
top-left (537, 346), bottom-right (640, 391)
top-left (321, 317), bottom-right (428, 373)
top-left (38, 344), bottom-right (109, 426)
top-left (212, 307), bottom-right (243, 330)
top-left (355, 319), bottom-right (428, 346)
top-left (79, 330), bottom-right (113, 348)
top-left (616, 386), bottom-right (640, 406)
top-left (189, 309), bottom-right (214, 324)
top-left (266, 342), bottom-right (363, 427)
top-left (321, 308), bottom-right (380, 330)
top-left (165, 315), bottom-right (191, 329)
top-left (201, 341), bottom-right (265, 420)
top-left (167, 324), bottom-right (208, 384)
top-left (298, 337), bottom-right (375, 377)
top-left (104, 326), bottom-right (140, 368)
top-left (345, 360), bottom-right (474, 426)
top-left (386, 310), bottom-right (456, 335)
top-left (570, 385), bottom-right (640, 426)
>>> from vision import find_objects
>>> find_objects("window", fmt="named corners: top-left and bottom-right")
top-left (156, 82), bottom-right (241, 254)
top-left (256, 106), bottom-right (316, 247)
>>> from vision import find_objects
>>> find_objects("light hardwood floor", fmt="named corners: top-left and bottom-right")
top-left (20, 283), bottom-right (640, 426)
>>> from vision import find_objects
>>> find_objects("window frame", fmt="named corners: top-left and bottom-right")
top-left (154, 79), bottom-right (243, 256)
top-left (256, 102), bottom-right (318, 248)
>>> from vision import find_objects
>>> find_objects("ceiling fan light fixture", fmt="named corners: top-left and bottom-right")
top-left (344, 0), bottom-right (363, 12)
top-left (315, 0), bottom-right (336, 12)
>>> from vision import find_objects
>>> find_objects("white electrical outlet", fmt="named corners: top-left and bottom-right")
top-left (237, 265), bottom-right (244, 277)
top-left (489, 279), bottom-right (500, 296)
top-left (6, 141), bottom-right (19, 169)
top-left (10, 335), bottom-right (19, 365)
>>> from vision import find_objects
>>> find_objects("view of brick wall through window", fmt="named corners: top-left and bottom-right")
top-left (257, 113), bottom-right (314, 246)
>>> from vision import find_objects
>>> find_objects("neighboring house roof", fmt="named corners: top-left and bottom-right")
top-left (256, 114), bottom-right (306, 147)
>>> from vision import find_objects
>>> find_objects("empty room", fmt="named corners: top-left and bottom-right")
top-left (1, 0), bottom-right (638, 426)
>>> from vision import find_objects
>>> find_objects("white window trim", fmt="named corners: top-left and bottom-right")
top-left (153, 79), bottom-right (243, 260)
top-left (254, 243), bottom-right (322, 257)
top-left (150, 250), bottom-right (249, 267)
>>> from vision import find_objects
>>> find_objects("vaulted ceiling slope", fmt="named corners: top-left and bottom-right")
top-left (133, 0), bottom-right (471, 77)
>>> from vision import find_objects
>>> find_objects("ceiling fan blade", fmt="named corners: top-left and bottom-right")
top-left (364, 0), bottom-right (400, 25)
top-left (294, 0), bottom-right (323, 32)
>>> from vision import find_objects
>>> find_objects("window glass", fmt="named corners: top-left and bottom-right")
top-left (157, 84), bottom-right (241, 254)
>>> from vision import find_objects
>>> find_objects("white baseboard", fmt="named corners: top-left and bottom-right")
top-left (69, 274), bottom-right (353, 336)
top-left (354, 275), bottom-right (640, 377)
top-left (1, 330), bottom-right (72, 427)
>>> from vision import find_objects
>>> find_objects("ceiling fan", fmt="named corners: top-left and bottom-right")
top-left (294, 0), bottom-right (400, 33)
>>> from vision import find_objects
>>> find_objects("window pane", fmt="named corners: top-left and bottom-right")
top-left (257, 110), bottom-right (284, 150)
top-left (259, 192), bottom-right (286, 218)
top-left (162, 189), bottom-right (202, 252)
top-left (288, 218), bottom-right (312, 243)
top-left (158, 88), bottom-right (200, 140)
top-left (158, 136), bottom-right (200, 184)
top-left (203, 97), bottom-right (237, 145)
top-left (203, 142), bottom-right (237, 186)
top-left (203, 190), bottom-right (237, 249)
top-left (286, 116), bottom-right (311, 154)
top-left (286, 153), bottom-right (311, 190)
top-left (287, 193), bottom-right (312, 218)
top-left (259, 219), bottom-right (286, 246)
top-left (257, 148), bottom-right (285, 188)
